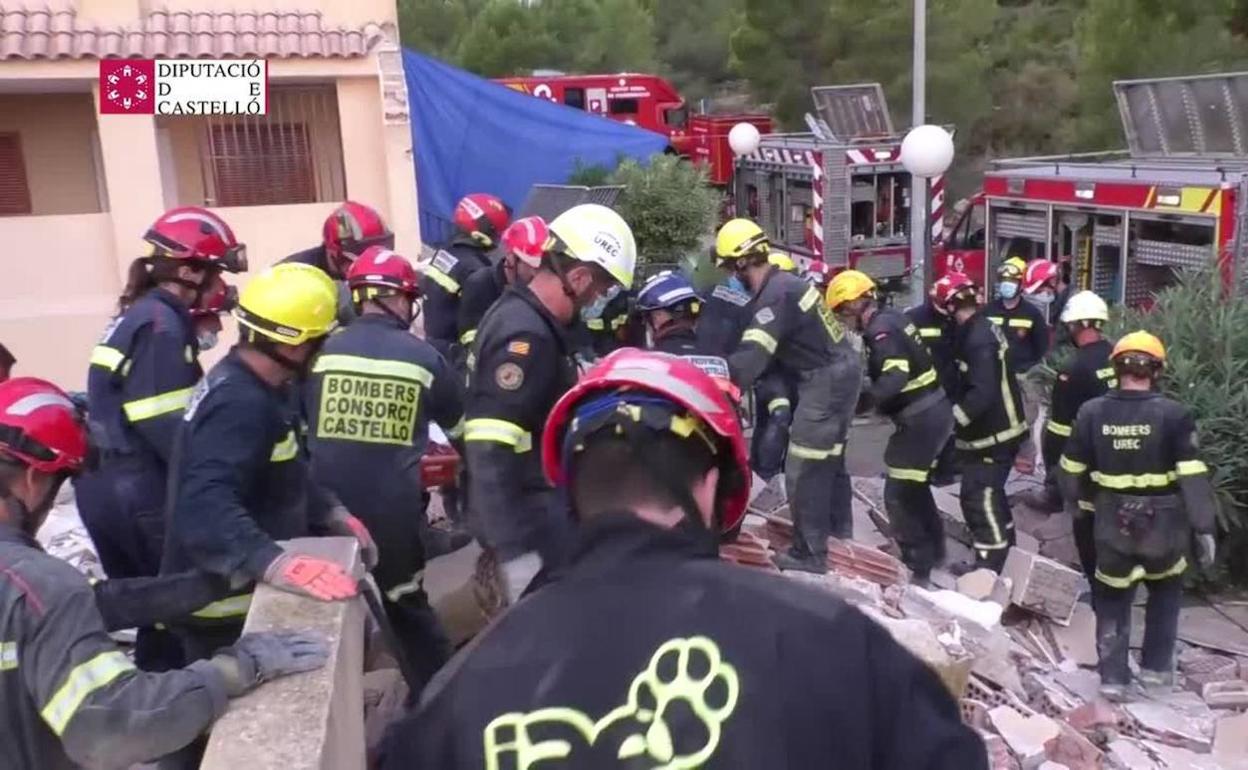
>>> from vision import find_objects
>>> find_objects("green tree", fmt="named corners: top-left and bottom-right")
top-left (454, 0), bottom-right (557, 77)
top-left (396, 0), bottom-right (484, 59)
top-left (573, 0), bottom-right (658, 72)
top-left (731, 0), bottom-right (834, 125)
top-left (654, 0), bottom-right (744, 101)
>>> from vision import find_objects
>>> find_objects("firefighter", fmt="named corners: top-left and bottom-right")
top-left (0, 342), bottom-right (13, 383)
top-left (696, 261), bottom-right (753, 357)
top-left (75, 207), bottom-right (246, 671)
top-left (1022, 258), bottom-right (1063, 329)
top-left (827, 270), bottom-right (955, 584)
top-left (636, 270), bottom-right (703, 355)
top-left (464, 203), bottom-right (635, 606)
top-left (189, 274), bottom-right (238, 354)
top-left (1057, 332), bottom-right (1216, 701)
top-left (946, 276), bottom-right (1027, 573)
top-left (582, 287), bottom-right (636, 359)
top-left (458, 216), bottom-right (547, 356)
top-left (162, 264), bottom-right (365, 667)
top-left (0, 377), bottom-right (329, 770)
top-left (282, 201), bottom-right (395, 323)
top-left (305, 247), bottom-right (463, 690)
top-left (985, 257), bottom-right (1050, 474)
top-left (717, 219), bottom-right (861, 573)
top-left (421, 194), bottom-right (513, 359)
top-left (908, 273), bottom-right (969, 485)
top-left (378, 350), bottom-right (986, 770)
top-left (1024, 292), bottom-right (1117, 582)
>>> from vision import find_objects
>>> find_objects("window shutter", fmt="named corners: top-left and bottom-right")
top-left (210, 123), bottom-right (315, 207)
top-left (0, 134), bottom-right (32, 216)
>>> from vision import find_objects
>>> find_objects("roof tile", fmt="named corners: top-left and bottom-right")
top-left (0, 5), bottom-right (391, 60)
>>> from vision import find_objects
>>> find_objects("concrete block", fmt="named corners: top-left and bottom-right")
top-left (1001, 548), bottom-right (1083, 625)
top-left (957, 569), bottom-right (999, 602)
top-left (201, 537), bottom-right (366, 770)
top-left (1181, 652), bottom-right (1241, 693)
top-left (1125, 699), bottom-right (1215, 752)
top-left (1202, 679), bottom-right (1248, 709)
top-left (1049, 602), bottom-right (1098, 668)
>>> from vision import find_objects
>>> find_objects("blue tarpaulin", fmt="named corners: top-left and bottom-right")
top-left (402, 49), bottom-right (668, 243)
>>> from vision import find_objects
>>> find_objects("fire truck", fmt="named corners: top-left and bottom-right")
top-left (732, 84), bottom-right (945, 283)
top-left (496, 72), bottom-right (771, 185)
top-left (935, 72), bottom-right (1248, 307)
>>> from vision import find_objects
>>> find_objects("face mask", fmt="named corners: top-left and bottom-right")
top-left (998, 281), bottom-right (1019, 300)
top-left (197, 330), bottom-right (220, 352)
top-left (1032, 291), bottom-right (1055, 305)
top-left (578, 285), bottom-right (620, 322)
top-left (726, 275), bottom-right (747, 294)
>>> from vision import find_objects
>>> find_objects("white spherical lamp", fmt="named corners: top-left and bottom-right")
top-left (901, 125), bottom-right (955, 178)
top-left (728, 122), bottom-right (762, 157)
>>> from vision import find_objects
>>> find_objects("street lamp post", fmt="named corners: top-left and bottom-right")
top-left (902, 124), bottom-right (955, 305)
top-left (909, 0), bottom-right (928, 307)
top-left (728, 122), bottom-right (762, 218)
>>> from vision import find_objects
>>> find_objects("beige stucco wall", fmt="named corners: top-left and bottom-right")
top-left (0, 93), bottom-right (102, 215)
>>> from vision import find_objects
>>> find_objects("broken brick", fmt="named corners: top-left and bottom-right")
top-left (1001, 548), bottom-right (1083, 625)
top-left (1201, 679), bottom-right (1248, 709)
top-left (826, 537), bottom-right (910, 587)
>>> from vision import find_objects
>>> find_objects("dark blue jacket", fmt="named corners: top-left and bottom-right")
top-left (420, 239), bottom-right (494, 350)
top-left (161, 350), bottom-right (333, 623)
top-left (305, 314), bottom-right (464, 524)
top-left (86, 289), bottom-right (200, 461)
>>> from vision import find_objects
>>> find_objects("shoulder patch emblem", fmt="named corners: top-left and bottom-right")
top-left (712, 284), bottom-right (750, 306)
top-left (431, 250), bottom-right (459, 274)
top-left (495, 362), bottom-right (525, 391)
top-left (507, 340), bottom-right (531, 357)
top-left (754, 307), bottom-right (775, 325)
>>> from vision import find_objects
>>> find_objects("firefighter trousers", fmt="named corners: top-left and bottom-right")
top-left (74, 458), bottom-right (184, 671)
top-left (959, 442), bottom-right (1020, 572)
top-left (1039, 429), bottom-right (1065, 507)
top-left (784, 362), bottom-right (858, 559)
top-left (884, 396), bottom-right (954, 577)
top-left (751, 375), bottom-right (792, 480)
top-left (1093, 570), bottom-right (1183, 685)
top-left (1072, 512), bottom-right (1097, 582)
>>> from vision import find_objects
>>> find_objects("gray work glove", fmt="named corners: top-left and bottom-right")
top-left (210, 630), bottom-right (330, 698)
top-left (1195, 533), bottom-right (1217, 570)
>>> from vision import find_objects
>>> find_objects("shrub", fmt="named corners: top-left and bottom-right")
top-left (1107, 271), bottom-right (1248, 585)
top-left (608, 155), bottom-right (721, 268)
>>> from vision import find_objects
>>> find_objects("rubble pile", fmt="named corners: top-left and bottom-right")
top-left (724, 478), bottom-right (1248, 770)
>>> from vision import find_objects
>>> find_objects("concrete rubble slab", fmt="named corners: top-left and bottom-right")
top-left (1049, 603), bottom-right (1098, 668)
top-left (1213, 712), bottom-right (1248, 769)
top-left (1141, 741), bottom-right (1228, 770)
top-left (1044, 719), bottom-right (1105, 769)
top-left (862, 608), bottom-right (974, 698)
top-left (1181, 651), bottom-right (1242, 693)
top-left (989, 705), bottom-right (1061, 766)
top-left (1002, 548), bottom-right (1083, 625)
top-left (957, 569), bottom-right (1000, 602)
top-left (1106, 738), bottom-right (1162, 769)
top-left (1124, 699), bottom-right (1216, 752)
top-left (1178, 606), bottom-right (1248, 658)
top-left (1201, 680), bottom-right (1248, 709)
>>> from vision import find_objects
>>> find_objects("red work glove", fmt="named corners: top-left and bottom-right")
top-left (326, 509), bottom-right (379, 571)
top-left (262, 552), bottom-right (359, 602)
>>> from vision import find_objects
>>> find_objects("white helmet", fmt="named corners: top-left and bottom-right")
top-left (1060, 290), bottom-right (1109, 325)
top-left (547, 204), bottom-right (637, 289)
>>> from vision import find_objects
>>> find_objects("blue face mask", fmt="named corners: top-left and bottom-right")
top-left (579, 285), bottom-right (620, 322)
top-left (998, 281), bottom-right (1019, 300)
top-left (726, 275), bottom-right (747, 294)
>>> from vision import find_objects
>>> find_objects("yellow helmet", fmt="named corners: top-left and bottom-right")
top-left (715, 218), bottom-right (769, 262)
top-left (768, 251), bottom-right (796, 272)
top-left (999, 256), bottom-right (1027, 281)
top-left (235, 263), bottom-right (339, 346)
top-left (1111, 330), bottom-right (1166, 364)
top-left (824, 269), bottom-right (877, 310)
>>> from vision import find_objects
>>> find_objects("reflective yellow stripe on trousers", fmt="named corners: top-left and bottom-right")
top-left (464, 418), bottom-right (532, 452)
top-left (1046, 420), bottom-right (1072, 437)
top-left (41, 651), bottom-right (136, 735)
top-left (788, 442), bottom-right (844, 460)
top-left (887, 466), bottom-right (929, 483)
top-left (1096, 557), bottom-right (1188, 589)
top-left (122, 387), bottom-right (194, 422)
top-left (1090, 471), bottom-right (1176, 490)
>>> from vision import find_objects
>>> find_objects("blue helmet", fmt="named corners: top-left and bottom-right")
top-left (636, 270), bottom-right (701, 314)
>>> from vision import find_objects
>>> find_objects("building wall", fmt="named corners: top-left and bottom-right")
top-left (0, 93), bottom-right (102, 216)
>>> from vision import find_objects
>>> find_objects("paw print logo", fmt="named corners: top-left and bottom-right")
top-left (98, 60), bottom-right (156, 115)
top-left (484, 636), bottom-right (740, 770)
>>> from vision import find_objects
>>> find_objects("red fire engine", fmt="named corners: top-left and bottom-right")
top-left (733, 84), bottom-right (946, 283)
top-left (496, 72), bottom-right (771, 185)
top-left (935, 72), bottom-right (1248, 307)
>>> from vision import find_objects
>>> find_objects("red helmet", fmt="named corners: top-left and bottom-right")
top-left (543, 349), bottom-right (750, 533)
top-left (453, 193), bottom-right (512, 248)
top-left (144, 207), bottom-right (246, 272)
top-left (323, 201), bottom-right (394, 262)
top-left (0, 378), bottom-right (88, 475)
top-left (932, 271), bottom-right (976, 309)
top-left (347, 246), bottom-right (419, 296)
top-left (190, 275), bottom-right (238, 318)
top-left (501, 216), bottom-right (549, 268)
top-left (1023, 259), bottom-right (1060, 294)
